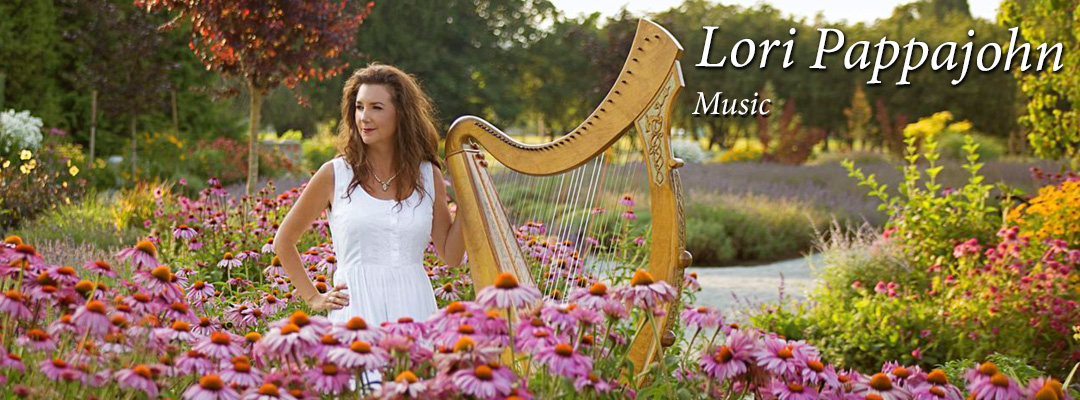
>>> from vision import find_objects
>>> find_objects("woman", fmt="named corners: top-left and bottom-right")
top-left (274, 63), bottom-right (465, 337)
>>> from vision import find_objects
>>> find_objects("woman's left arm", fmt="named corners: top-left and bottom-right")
top-left (431, 165), bottom-right (466, 267)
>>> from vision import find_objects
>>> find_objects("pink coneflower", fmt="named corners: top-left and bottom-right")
top-left (186, 281), bottom-right (216, 305)
top-left (221, 356), bottom-right (262, 389)
top-left (218, 252), bottom-right (242, 270)
top-left (83, 260), bottom-right (117, 278)
top-left (154, 320), bottom-right (199, 343)
top-left (134, 265), bottom-right (183, 302)
top-left (117, 240), bottom-right (160, 269)
top-left (541, 302), bottom-right (582, 332)
top-left (194, 331), bottom-right (244, 360)
top-left (0, 351), bottom-right (25, 373)
top-left (683, 271), bottom-right (701, 292)
top-left (257, 312), bottom-right (325, 360)
top-left (127, 292), bottom-right (162, 315)
top-left (434, 281), bottom-right (461, 301)
top-left (384, 317), bottom-right (426, 339)
top-left (621, 210), bottom-right (637, 220)
top-left (43, 265), bottom-right (79, 286)
top-left (516, 327), bottom-right (565, 354)
top-left (768, 379), bottom-right (819, 400)
top-left (166, 301), bottom-right (198, 323)
top-left (260, 238), bottom-right (275, 254)
top-left (115, 364), bottom-right (159, 398)
top-left (567, 283), bottom-right (623, 315)
top-left (189, 237), bottom-right (204, 251)
top-left (1024, 377), bottom-right (1069, 400)
top-left (379, 370), bottom-right (427, 398)
top-left (613, 269), bottom-right (676, 311)
top-left (476, 272), bottom-right (541, 309)
top-left (327, 340), bottom-right (389, 371)
top-left (755, 337), bottom-right (814, 379)
top-left (856, 373), bottom-right (911, 400)
top-left (183, 374), bottom-right (240, 400)
top-left (966, 372), bottom-right (1024, 400)
top-left (681, 306), bottom-right (723, 329)
top-left (40, 358), bottom-right (83, 382)
top-left (0, 290), bottom-right (32, 319)
top-left (699, 329), bottom-right (758, 382)
top-left (174, 224), bottom-right (198, 240)
top-left (16, 328), bottom-right (56, 352)
top-left (619, 194), bottom-right (635, 207)
top-left (536, 342), bottom-right (591, 379)
top-left (73, 300), bottom-right (112, 335)
top-left (574, 372), bottom-right (614, 393)
top-left (330, 316), bottom-right (383, 344)
top-left (452, 363), bottom-right (515, 399)
top-left (176, 350), bottom-right (214, 375)
top-left (262, 295), bottom-right (285, 316)
top-left (305, 363), bottom-right (351, 395)
top-left (241, 383), bottom-right (298, 400)
top-left (800, 358), bottom-right (841, 389)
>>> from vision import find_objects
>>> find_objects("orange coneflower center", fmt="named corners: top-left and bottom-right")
top-left (869, 373), bottom-right (893, 391)
top-left (321, 364), bottom-right (338, 375)
top-left (133, 364), bottom-right (152, 379)
top-left (325, 255), bottom-right (336, 263)
top-left (446, 302), bottom-right (466, 314)
top-left (233, 361), bottom-right (251, 373)
top-left (280, 323), bottom-right (300, 335)
top-left (989, 373), bottom-right (1010, 388)
top-left (133, 293), bottom-right (151, 303)
top-left (135, 240), bottom-right (157, 257)
top-left (345, 317), bottom-right (367, 330)
top-left (714, 346), bottom-right (734, 363)
top-left (171, 321), bottom-right (191, 332)
top-left (494, 272), bottom-right (519, 289)
top-left (457, 324), bottom-right (476, 335)
top-left (200, 375), bottom-right (224, 390)
top-left (171, 302), bottom-right (189, 314)
top-left (442, 282), bottom-right (454, 292)
top-left (57, 266), bottom-right (76, 276)
top-left (193, 281), bottom-right (205, 290)
top-left (554, 343), bottom-right (574, 357)
top-left (777, 346), bottom-right (794, 359)
top-left (977, 362), bottom-right (998, 377)
top-left (5, 290), bottom-right (23, 302)
top-left (5, 235), bottom-right (24, 246)
top-left (532, 331), bottom-right (550, 339)
top-left (52, 358), bottom-right (68, 368)
top-left (396, 371), bottom-right (419, 384)
top-left (321, 334), bottom-right (339, 346)
top-left (892, 366), bottom-right (911, 379)
top-left (929, 387), bottom-right (947, 397)
top-left (258, 383), bottom-right (280, 395)
top-left (210, 332), bottom-right (231, 345)
top-left (289, 312), bottom-right (310, 327)
top-left (73, 280), bottom-right (94, 294)
top-left (15, 243), bottom-right (36, 255)
top-left (86, 300), bottom-right (107, 314)
top-left (866, 395), bottom-right (884, 400)
top-left (271, 256), bottom-right (282, 266)
top-left (150, 266), bottom-right (171, 282)
top-left (27, 329), bottom-right (48, 341)
top-left (223, 252), bottom-right (234, 260)
top-left (588, 282), bottom-right (608, 296)
top-left (927, 370), bottom-right (948, 385)
top-left (807, 359), bottom-right (825, 372)
top-left (630, 269), bottom-right (655, 286)
top-left (475, 365), bottom-right (493, 380)
top-left (351, 340), bottom-right (372, 353)
top-left (787, 383), bottom-right (804, 393)
top-left (1033, 385), bottom-right (1060, 400)
top-left (453, 336), bottom-right (476, 352)
top-left (245, 332), bottom-right (261, 343)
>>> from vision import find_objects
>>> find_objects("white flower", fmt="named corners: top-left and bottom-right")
top-left (670, 138), bottom-right (711, 164)
top-left (0, 110), bottom-right (44, 155)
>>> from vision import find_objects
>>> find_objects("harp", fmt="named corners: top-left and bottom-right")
top-left (444, 19), bottom-right (692, 374)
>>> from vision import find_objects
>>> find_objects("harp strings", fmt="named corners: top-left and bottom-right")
top-left (488, 134), bottom-right (648, 299)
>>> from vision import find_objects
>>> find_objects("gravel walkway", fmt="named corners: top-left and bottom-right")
top-left (687, 254), bottom-right (822, 320)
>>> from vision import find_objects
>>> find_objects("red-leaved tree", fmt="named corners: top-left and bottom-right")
top-left (135, 0), bottom-right (374, 194)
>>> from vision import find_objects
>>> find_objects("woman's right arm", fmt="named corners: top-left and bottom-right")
top-left (273, 161), bottom-right (349, 312)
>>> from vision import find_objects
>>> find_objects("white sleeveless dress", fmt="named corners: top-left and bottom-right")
top-left (326, 157), bottom-right (438, 328)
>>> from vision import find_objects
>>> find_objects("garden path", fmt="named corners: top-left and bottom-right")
top-left (687, 253), bottom-right (822, 321)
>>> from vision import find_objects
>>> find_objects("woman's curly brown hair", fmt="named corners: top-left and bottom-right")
top-left (337, 63), bottom-right (440, 207)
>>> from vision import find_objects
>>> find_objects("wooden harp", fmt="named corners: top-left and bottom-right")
top-left (444, 18), bottom-right (692, 374)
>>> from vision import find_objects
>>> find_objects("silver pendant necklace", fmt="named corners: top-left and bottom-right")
top-left (371, 169), bottom-right (400, 191)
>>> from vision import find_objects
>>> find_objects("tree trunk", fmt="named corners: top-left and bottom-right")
top-left (131, 116), bottom-right (137, 181)
top-left (90, 90), bottom-right (97, 167)
top-left (246, 79), bottom-right (264, 196)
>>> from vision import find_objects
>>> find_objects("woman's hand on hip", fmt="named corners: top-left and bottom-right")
top-left (308, 284), bottom-right (350, 312)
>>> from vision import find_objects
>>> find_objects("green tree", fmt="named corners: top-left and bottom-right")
top-left (0, 0), bottom-right (61, 123)
top-left (1000, 0), bottom-right (1079, 163)
top-left (844, 85), bottom-right (877, 150)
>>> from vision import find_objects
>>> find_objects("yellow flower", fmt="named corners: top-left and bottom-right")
top-left (1, 160), bottom-right (9, 169)
top-left (20, 150), bottom-right (32, 160)
top-left (69, 165), bottom-right (79, 176)
top-left (19, 164), bottom-right (30, 174)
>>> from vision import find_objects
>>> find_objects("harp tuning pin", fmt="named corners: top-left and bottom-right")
top-left (478, 159), bottom-right (488, 168)
top-left (679, 250), bottom-right (693, 268)
top-left (469, 143), bottom-right (480, 150)
top-left (475, 153), bottom-right (485, 160)
top-left (668, 158), bottom-right (685, 169)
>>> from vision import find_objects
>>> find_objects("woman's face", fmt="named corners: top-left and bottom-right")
top-left (355, 84), bottom-right (398, 147)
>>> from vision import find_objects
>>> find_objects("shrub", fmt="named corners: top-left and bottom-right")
top-left (715, 142), bottom-right (763, 163)
top-left (12, 190), bottom-right (146, 253)
top-left (685, 192), bottom-right (826, 265)
top-left (302, 121), bottom-right (339, 172)
top-left (0, 109), bottom-right (43, 156)
top-left (940, 131), bottom-right (1004, 161)
top-left (0, 146), bottom-right (88, 230)
top-left (1007, 177), bottom-right (1080, 245)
